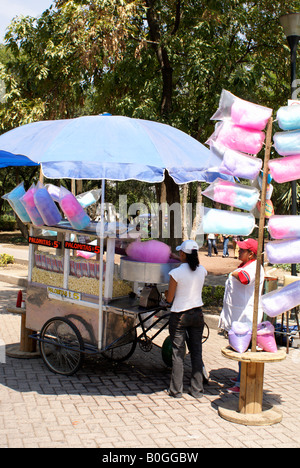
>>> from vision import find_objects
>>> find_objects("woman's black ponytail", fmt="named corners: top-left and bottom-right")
top-left (185, 249), bottom-right (199, 271)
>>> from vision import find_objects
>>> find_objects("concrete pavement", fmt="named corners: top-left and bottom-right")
top-left (0, 278), bottom-right (300, 448)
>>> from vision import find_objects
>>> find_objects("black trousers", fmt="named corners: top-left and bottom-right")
top-left (169, 307), bottom-right (204, 398)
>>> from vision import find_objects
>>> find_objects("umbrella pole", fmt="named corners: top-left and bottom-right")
top-left (98, 179), bottom-right (105, 350)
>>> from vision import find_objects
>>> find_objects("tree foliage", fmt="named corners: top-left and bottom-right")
top-left (0, 0), bottom-right (299, 219)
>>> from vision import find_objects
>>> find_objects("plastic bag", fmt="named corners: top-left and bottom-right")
top-left (273, 130), bottom-right (300, 156)
top-left (261, 281), bottom-right (300, 318)
top-left (45, 184), bottom-right (61, 202)
top-left (20, 183), bottom-right (44, 226)
top-left (201, 207), bottom-right (255, 236)
top-left (211, 142), bottom-right (263, 180)
top-left (256, 321), bottom-right (277, 352)
top-left (269, 154), bottom-right (300, 183)
top-left (268, 215), bottom-right (300, 239)
top-left (34, 182), bottom-right (62, 226)
top-left (76, 189), bottom-right (101, 208)
top-left (211, 90), bottom-right (272, 131)
top-left (206, 121), bottom-right (265, 155)
top-left (228, 321), bottom-right (252, 353)
top-left (126, 239), bottom-right (171, 263)
top-left (266, 238), bottom-right (300, 264)
top-left (277, 105), bottom-right (300, 131)
top-left (202, 178), bottom-right (259, 211)
top-left (2, 182), bottom-right (31, 223)
top-left (59, 186), bottom-right (90, 230)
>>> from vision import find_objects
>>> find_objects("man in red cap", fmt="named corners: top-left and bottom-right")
top-left (219, 238), bottom-right (264, 393)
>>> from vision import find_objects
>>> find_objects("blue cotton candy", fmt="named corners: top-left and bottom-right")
top-left (277, 105), bottom-right (300, 131)
top-left (2, 182), bottom-right (31, 223)
top-left (201, 207), bottom-right (255, 236)
top-left (273, 130), bottom-right (300, 156)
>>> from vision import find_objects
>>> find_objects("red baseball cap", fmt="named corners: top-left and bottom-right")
top-left (237, 238), bottom-right (258, 255)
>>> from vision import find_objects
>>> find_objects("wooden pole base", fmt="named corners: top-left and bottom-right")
top-left (6, 343), bottom-right (40, 359)
top-left (6, 307), bottom-right (39, 358)
top-left (218, 400), bottom-right (282, 426)
top-left (219, 347), bottom-right (286, 426)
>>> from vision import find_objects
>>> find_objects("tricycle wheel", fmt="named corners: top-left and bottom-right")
top-left (102, 330), bottom-right (137, 362)
top-left (39, 317), bottom-right (84, 376)
top-left (202, 322), bottom-right (209, 343)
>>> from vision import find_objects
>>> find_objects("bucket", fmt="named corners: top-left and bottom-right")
top-left (263, 276), bottom-right (278, 294)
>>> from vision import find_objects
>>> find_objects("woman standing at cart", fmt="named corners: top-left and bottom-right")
top-left (165, 240), bottom-right (207, 399)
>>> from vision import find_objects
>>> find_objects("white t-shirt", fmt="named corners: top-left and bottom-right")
top-left (169, 263), bottom-right (207, 313)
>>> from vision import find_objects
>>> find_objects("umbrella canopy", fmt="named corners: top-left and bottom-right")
top-left (0, 150), bottom-right (39, 168)
top-left (0, 114), bottom-right (227, 184)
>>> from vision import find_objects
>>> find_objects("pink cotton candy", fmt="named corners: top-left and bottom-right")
top-left (126, 240), bottom-right (171, 263)
top-left (59, 187), bottom-right (90, 230)
top-left (268, 154), bottom-right (300, 183)
top-left (210, 90), bottom-right (272, 131)
top-left (257, 322), bottom-right (277, 353)
top-left (268, 215), bottom-right (300, 239)
top-left (231, 99), bottom-right (272, 131)
top-left (202, 179), bottom-right (259, 211)
top-left (207, 122), bottom-right (265, 155)
top-left (20, 184), bottom-right (44, 226)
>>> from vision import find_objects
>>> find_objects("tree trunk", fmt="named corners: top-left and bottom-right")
top-left (145, 0), bottom-right (174, 116)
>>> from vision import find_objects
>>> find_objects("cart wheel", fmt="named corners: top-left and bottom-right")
top-left (202, 322), bottom-right (209, 344)
top-left (102, 330), bottom-right (137, 362)
top-left (39, 317), bottom-right (84, 376)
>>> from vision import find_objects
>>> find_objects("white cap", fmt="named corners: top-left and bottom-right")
top-left (176, 239), bottom-right (199, 254)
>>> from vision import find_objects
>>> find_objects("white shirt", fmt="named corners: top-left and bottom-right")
top-left (169, 263), bottom-right (207, 312)
top-left (219, 259), bottom-right (264, 331)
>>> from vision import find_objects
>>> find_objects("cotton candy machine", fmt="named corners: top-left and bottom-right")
top-left (120, 257), bottom-right (180, 308)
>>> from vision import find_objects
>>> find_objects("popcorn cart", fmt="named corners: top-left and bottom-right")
top-left (25, 220), bottom-right (211, 375)
top-left (0, 115), bottom-right (219, 376)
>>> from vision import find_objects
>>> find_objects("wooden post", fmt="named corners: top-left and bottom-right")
top-left (252, 117), bottom-right (273, 351)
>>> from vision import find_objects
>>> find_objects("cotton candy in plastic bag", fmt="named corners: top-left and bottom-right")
top-left (76, 189), bottom-right (101, 208)
top-left (201, 207), bottom-right (255, 236)
top-left (256, 321), bottom-right (277, 352)
top-left (45, 184), bottom-right (61, 202)
top-left (202, 178), bottom-right (259, 211)
top-left (20, 183), bottom-right (44, 226)
top-left (34, 182), bottom-right (62, 226)
top-left (277, 105), bottom-right (300, 131)
top-left (266, 238), bottom-right (300, 264)
top-left (268, 215), bottom-right (300, 239)
top-left (2, 182), bottom-right (31, 223)
top-left (268, 154), bottom-right (300, 183)
top-left (210, 142), bottom-right (263, 180)
top-left (59, 187), bottom-right (90, 230)
top-left (228, 321), bottom-right (252, 353)
top-left (261, 281), bottom-right (300, 318)
top-left (206, 121), bottom-right (265, 155)
top-left (273, 130), bottom-right (300, 156)
top-left (211, 90), bottom-right (272, 131)
top-left (126, 239), bottom-right (171, 263)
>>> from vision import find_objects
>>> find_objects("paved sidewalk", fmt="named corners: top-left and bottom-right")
top-left (0, 280), bottom-right (300, 448)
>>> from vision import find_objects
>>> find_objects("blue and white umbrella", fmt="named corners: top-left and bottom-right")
top-left (0, 114), bottom-right (227, 183)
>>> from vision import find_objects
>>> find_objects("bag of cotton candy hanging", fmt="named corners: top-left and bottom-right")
top-left (256, 321), bottom-right (277, 353)
top-left (228, 321), bottom-right (252, 353)
top-left (125, 239), bottom-right (171, 263)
